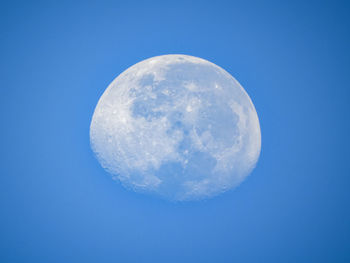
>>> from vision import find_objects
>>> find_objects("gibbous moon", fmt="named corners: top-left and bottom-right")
top-left (90, 54), bottom-right (261, 201)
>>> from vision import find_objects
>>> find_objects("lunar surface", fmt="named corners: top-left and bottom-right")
top-left (90, 54), bottom-right (261, 201)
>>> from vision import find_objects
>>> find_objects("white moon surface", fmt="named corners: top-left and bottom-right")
top-left (90, 54), bottom-right (261, 201)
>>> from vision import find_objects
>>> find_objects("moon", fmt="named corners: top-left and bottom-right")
top-left (90, 54), bottom-right (261, 201)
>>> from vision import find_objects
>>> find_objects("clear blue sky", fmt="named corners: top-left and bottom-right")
top-left (1, 1), bottom-right (349, 262)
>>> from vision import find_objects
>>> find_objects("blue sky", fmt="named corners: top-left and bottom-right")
top-left (1, 0), bottom-right (349, 262)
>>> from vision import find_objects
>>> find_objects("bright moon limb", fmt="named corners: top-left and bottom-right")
top-left (90, 54), bottom-right (261, 201)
